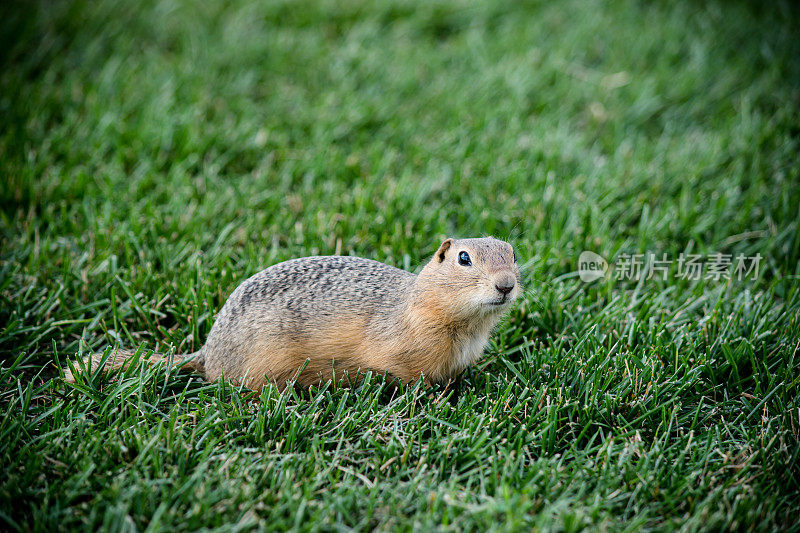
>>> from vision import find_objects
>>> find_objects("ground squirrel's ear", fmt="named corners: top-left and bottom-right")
top-left (435, 238), bottom-right (454, 263)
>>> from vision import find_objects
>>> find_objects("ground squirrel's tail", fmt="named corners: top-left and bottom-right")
top-left (63, 348), bottom-right (205, 384)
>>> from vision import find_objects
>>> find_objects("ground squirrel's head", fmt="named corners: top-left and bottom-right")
top-left (418, 237), bottom-right (521, 319)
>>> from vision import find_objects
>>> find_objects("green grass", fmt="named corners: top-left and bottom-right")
top-left (2, 0), bottom-right (799, 530)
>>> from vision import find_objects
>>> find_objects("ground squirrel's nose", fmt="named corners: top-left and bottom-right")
top-left (495, 274), bottom-right (515, 296)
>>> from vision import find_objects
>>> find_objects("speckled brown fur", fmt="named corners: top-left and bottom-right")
top-left (64, 237), bottom-right (521, 390)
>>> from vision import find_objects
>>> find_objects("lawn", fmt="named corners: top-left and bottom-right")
top-left (1, 0), bottom-right (799, 530)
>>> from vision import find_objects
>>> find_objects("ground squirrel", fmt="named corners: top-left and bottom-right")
top-left (64, 237), bottom-right (521, 390)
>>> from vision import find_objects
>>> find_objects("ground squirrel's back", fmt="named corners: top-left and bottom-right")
top-left (200, 256), bottom-right (417, 387)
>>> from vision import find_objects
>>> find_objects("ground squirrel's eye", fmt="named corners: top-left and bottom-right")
top-left (458, 251), bottom-right (472, 266)
top-left (513, 250), bottom-right (517, 262)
